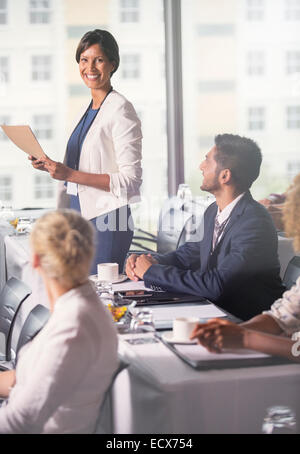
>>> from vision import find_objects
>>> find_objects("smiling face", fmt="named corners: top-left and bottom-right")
top-left (199, 146), bottom-right (221, 193)
top-left (79, 43), bottom-right (115, 92)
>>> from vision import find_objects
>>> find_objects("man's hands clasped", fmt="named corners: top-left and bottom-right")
top-left (125, 253), bottom-right (158, 281)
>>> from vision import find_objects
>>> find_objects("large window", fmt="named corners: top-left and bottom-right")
top-left (182, 0), bottom-right (300, 201)
top-left (5, 0), bottom-right (299, 226)
top-left (0, 0), bottom-right (167, 231)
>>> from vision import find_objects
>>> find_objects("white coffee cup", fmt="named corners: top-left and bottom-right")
top-left (172, 317), bottom-right (199, 342)
top-left (97, 263), bottom-right (119, 283)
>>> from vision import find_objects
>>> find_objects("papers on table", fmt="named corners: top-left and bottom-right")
top-left (112, 280), bottom-right (154, 292)
top-left (0, 125), bottom-right (45, 160)
top-left (150, 303), bottom-right (226, 322)
top-left (176, 344), bottom-right (270, 361)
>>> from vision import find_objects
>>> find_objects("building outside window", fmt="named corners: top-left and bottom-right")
top-left (33, 114), bottom-right (53, 139)
top-left (287, 106), bottom-right (300, 129)
top-left (248, 107), bottom-right (265, 130)
top-left (247, 50), bottom-right (265, 76)
top-left (0, 0), bottom-right (7, 25)
top-left (29, 0), bottom-right (51, 24)
top-left (286, 50), bottom-right (300, 74)
top-left (34, 174), bottom-right (54, 199)
top-left (120, 0), bottom-right (139, 23)
top-left (0, 115), bottom-right (10, 140)
top-left (246, 0), bottom-right (265, 21)
top-left (31, 55), bottom-right (52, 81)
top-left (0, 175), bottom-right (12, 202)
top-left (0, 56), bottom-right (9, 83)
top-left (121, 54), bottom-right (141, 79)
top-left (287, 160), bottom-right (300, 180)
top-left (285, 0), bottom-right (300, 20)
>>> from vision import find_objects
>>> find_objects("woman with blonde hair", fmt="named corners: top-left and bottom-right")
top-left (191, 176), bottom-right (300, 362)
top-left (0, 209), bottom-right (118, 433)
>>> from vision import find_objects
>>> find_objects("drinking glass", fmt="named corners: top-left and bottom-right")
top-left (95, 280), bottom-right (114, 306)
top-left (130, 308), bottom-right (155, 333)
top-left (177, 184), bottom-right (192, 201)
top-left (262, 405), bottom-right (297, 434)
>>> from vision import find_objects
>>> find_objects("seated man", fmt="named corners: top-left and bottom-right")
top-left (126, 134), bottom-right (285, 320)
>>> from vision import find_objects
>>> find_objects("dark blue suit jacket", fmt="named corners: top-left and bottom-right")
top-left (144, 191), bottom-right (285, 320)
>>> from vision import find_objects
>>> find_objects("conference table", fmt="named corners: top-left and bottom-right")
top-left (109, 332), bottom-right (300, 434)
top-left (1, 222), bottom-right (300, 434)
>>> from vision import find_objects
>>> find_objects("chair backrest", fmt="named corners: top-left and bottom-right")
top-left (94, 359), bottom-right (129, 434)
top-left (15, 304), bottom-right (50, 360)
top-left (0, 277), bottom-right (31, 361)
top-left (283, 256), bottom-right (300, 290)
top-left (156, 197), bottom-right (205, 254)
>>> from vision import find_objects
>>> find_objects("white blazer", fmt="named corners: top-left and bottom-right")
top-left (0, 281), bottom-right (119, 434)
top-left (57, 90), bottom-right (143, 220)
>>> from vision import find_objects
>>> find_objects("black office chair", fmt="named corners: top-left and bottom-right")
top-left (130, 197), bottom-right (204, 255)
top-left (0, 277), bottom-right (31, 362)
top-left (0, 304), bottom-right (50, 371)
top-left (94, 359), bottom-right (129, 434)
top-left (283, 256), bottom-right (300, 290)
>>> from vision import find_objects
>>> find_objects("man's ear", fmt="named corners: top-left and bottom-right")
top-left (220, 168), bottom-right (232, 185)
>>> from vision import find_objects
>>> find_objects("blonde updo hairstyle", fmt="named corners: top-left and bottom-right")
top-left (283, 173), bottom-right (300, 252)
top-left (30, 210), bottom-right (95, 288)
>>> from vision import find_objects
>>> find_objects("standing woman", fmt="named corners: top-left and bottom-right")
top-left (30, 29), bottom-right (142, 274)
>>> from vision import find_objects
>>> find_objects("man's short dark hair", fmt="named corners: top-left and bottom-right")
top-left (75, 29), bottom-right (120, 76)
top-left (214, 134), bottom-right (262, 191)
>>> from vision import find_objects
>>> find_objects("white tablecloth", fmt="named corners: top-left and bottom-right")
top-left (113, 333), bottom-right (300, 434)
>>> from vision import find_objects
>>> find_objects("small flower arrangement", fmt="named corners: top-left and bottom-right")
top-left (107, 303), bottom-right (128, 322)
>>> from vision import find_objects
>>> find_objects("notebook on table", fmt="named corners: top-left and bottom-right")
top-left (155, 334), bottom-right (291, 370)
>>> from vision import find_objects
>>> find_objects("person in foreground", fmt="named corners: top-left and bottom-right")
top-left (190, 177), bottom-right (300, 362)
top-left (126, 134), bottom-right (284, 320)
top-left (0, 210), bottom-right (118, 433)
top-left (30, 29), bottom-right (142, 274)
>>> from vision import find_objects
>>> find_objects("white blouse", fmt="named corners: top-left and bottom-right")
top-left (0, 281), bottom-right (118, 434)
top-left (264, 276), bottom-right (300, 335)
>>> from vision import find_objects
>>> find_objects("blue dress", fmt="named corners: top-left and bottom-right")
top-left (65, 101), bottom-right (133, 275)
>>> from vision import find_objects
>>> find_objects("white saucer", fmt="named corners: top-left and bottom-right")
top-left (162, 331), bottom-right (197, 345)
top-left (89, 274), bottom-right (128, 284)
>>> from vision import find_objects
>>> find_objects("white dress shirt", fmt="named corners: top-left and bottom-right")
top-left (213, 192), bottom-right (245, 248)
top-left (57, 90), bottom-right (143, 220)
top-left (0, 281), bottom-right (118, 434)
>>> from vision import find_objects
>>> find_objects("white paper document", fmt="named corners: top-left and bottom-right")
top-left (0, 125), bottom-right (45, 160)
top-left (151, 303), bottom-right (226, 322)
top-left (175, 344), bottom-right (270, 361)
top-left (112, 280), bottom-right (154, 292)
